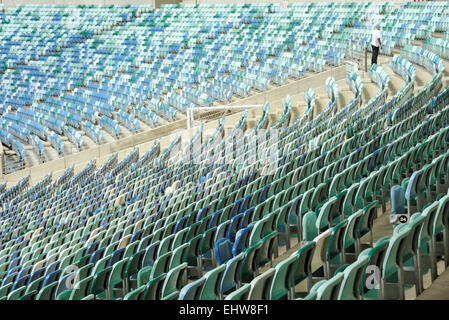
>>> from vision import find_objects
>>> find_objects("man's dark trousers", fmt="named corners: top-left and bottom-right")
top-left (371, 45), bottom-right (379, 66)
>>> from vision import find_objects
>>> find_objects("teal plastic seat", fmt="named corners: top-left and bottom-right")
top-left (161, 263), bottom-right (188, 300)
top-left (382, 225), bottom-right (412, 300)
top-left (337, 255), bottom-right (369, 300)
top-left (248, 268), bottom-right (275, 300)
top-left (270, 254), bottom-right (297, 300)
top-left (224, 283), bottom-right (251, 300)
top-left (359, 237), bottom-right (390, 300)
top-left (291, 241), bottom-right (316, 298)
top-left (199, 264), bottom-right (226, 300)
top-left (316, 272), bottom-right (344, 300)
top-left (124, 285), bottom-right (146, 300)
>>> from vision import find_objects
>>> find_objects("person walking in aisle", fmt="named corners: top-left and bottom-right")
top-left (371, 23), bottom-right (382, 66)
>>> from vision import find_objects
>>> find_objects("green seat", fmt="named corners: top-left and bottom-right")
top-left (337, 255), bottom-right (369, 300)
top-left (142, 273), bottom-right (166, 300)
top-left (123, 285), bottom-right (146, 300)
top-left (359, 237), bottom-right (390, 300)
top-left (382, 225), bottom-right (412, 300)
top-left (240, 242), bottom-right (263, 284)
top-left (248, 268), bottom-right (275, 300)
top-left (358, 201), bottom-right (379, 247)
top-left (124, 250), bottom-right (145, 293)
top-left (36, 282), bottom-right (58, 300)
top-left (67, 275), bottom-right (95, 300)
top-left (291, 241), bottom-right (316, 298)
top-left (169, 243), bottom-right (189, 270)
top-left (199, 264), bottom-right (226, 300)
top-left (224, 283), bottom-right (251, 300)
top-left (324, 220), bottom-right (348, 279)
top-left (18, 290), bottom-right (37, 300)
top-left (270, 254), bottom-right (297, 300)
top-left (90, 266), bottom-right (112, 300)
top-left (316, 272), bottom-right (344, 300)
top-left (255, 231), bottom-right (277, 268)
top-left (200, 227), bottom-right (217, 267)
top-left (298, 280), bottom-right (327, 300)
top-left (433, 194), bottom-right (449, 269)
top-left (186, 235), bottom-right (203, 278)
top-left (342, 209), bottom-right (363, 264)
top-left (7, 286), bottom-right (27, 300)
top-left (108, 257), bottom-right (129, 299)
top-left (418, 202), bottom-right (439, 282)
top-left (161, 262), bottom-right (188, 300)
top-left (0, 282), bottom-right (13, 299)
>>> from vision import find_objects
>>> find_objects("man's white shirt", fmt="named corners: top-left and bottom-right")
top-left (371, 29), bottom-right (381, 47)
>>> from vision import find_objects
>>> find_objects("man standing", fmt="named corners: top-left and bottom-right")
top-left (371, 23), bottom-right (382, 66)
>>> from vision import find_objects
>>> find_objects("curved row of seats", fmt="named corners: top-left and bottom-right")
top-left (0, 2), bottom-right (448, 301)
top-left (0, 60), bottom-right (444, 300)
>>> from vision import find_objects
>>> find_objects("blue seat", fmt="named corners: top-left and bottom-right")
top-left (16, 266), bottom-right (32, 280)
top-left (240, 208), bottom-right (254, 229)
top-left (259, 185), bottom-right (270, 203)
top-left (108, 248), bottom-right (125, 268)
top-left (208, 210), bottom-right (222, 229)
top-left (228, 213), bottom-right (244, 243)
top-left (142, 241), bottom-right (160, 268)
top-left (42, 270), bottom-right (61, 288)
top-left (240, 194), bottom-right (252, 214)
top-left (29, 268), bottom-right (46, 284)
top-left (216, 238), bottom-right (233, 265)
top-left (405, 170), bottom-right (424, 214)
top-left (230, 199), bottom-right (243, 218)
top-left (137, 234), bottom-right (152, 252)
top-left (89, 248), bottom-right (105, 265)
top-left (86, 241), bottom-right (99, 256)
top-left (2, 272), bottom-right (17, 286)
top-left (196, 205), bottom-right (210, 222)
top-left (391, 185), bottom-right (406, 217)
top-left (221, 252), bottom-right (245, 294)
top-left (11, 274), bottom-right (30, 291)
top-left (130, 230), bottom-right (143, 243)
top-left (44, 261), bottom-right (60, 278)
top-left (215, 220), bottom-right (231, 243)
top-left (174, 216), bottom-right (188, 233)
top-left (232, 225), bottom-right (253, 256)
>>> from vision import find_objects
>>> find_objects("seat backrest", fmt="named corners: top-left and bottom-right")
top-left (178, 277), bottom-right (206, 300)
top-left (343, 209), bottom-right (363, 251)
top-left (142, 241), bottom-right (160, 268)
top-left (391, 185), bottom-right (406, 214)
top-left (433, 194), bottom-right (449, 235)
top-left (270, 254), bottom-right (297, 300)
top-left (199, 264), bottom-right (226, 300)
top-left (143, 274), bottom-right (166, 300)
top-left (221, 252), bottom-right (245, 295)
top-left (337, 255), bottom-right (369, 300)
top-left (316, 272), bottom-right (344, 300)
top-left (232, 225), bottom-right (253, 256)
top-left (248, 268), bottom-right (275, 300)
top-left (150, 251), bottom-right (173, 280)
top-left (215, 238), bottom-right (233, 265)
top-left (161, 262), bottom-right (188, 299)
top-left (382, 225), bottom-right (411, 279)
top-left (224, 283), bottom-right (251, 300)
top-left (292, 241), bottom-right (316, 286)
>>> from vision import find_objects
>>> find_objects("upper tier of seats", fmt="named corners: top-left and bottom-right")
top-left (0, 1), bottom-right (432, 171)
